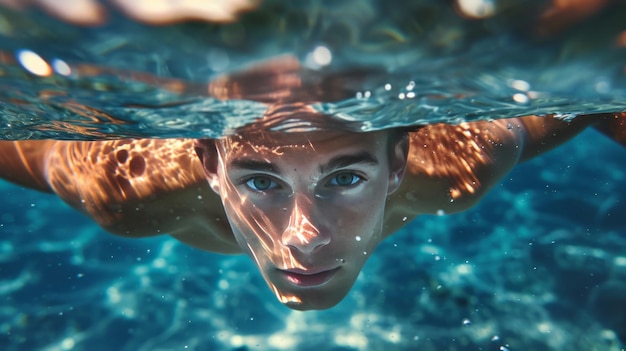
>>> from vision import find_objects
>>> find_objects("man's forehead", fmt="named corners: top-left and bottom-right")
top-left (219, 130), bottom-right (386, 154)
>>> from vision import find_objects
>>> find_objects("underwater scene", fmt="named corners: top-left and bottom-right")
top-left (2, 128), bottom-right (626, 350)
top-left (0, 0), bottom-right (625, 350)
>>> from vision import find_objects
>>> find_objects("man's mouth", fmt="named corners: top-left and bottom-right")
top-left (278, 267), bottom-right (341, 287)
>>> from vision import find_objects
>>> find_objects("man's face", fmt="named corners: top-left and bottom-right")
top-left (198, 130), bottom-right (406, 310)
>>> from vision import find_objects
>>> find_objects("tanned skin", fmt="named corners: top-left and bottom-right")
top-left (0, 113), bottom-right (624, 309)
top-left (0, 115), bottom-right (621, 251)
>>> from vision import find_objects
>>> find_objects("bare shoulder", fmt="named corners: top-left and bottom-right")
top-left (383, 115), bottom-right (612, 235)
top-left (386, 119), bottom-right (524, 222)
top-left (44, 139), bottom-right (230, 242)
top-left (46, 139), bottom-right (205, 201)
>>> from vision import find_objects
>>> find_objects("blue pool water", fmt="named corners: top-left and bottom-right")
top-left (1, 129), bottom-right (625, 351)
top-left (0, 0), bottom-right (625, 350)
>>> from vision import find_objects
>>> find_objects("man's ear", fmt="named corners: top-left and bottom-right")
top-left (387, 134), bottom-right (409, 195)
top-left (194, 139), bottom-right (221, 195)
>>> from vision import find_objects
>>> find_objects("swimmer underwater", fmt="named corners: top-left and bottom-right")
top-left (0, 56), bottom-right (625, 310)
top-left (0, 0), bottom-right (625, 310)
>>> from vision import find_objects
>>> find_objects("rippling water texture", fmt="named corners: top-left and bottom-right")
top-left (0, 0), bottom-right (624, 139)
top-left (1, 1), bottom-right (626, 351)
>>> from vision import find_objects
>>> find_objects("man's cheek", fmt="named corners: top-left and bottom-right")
top-left (329, 203), bottom-right (377, 231)
top-left (228, 206), bottom-right (283, 251)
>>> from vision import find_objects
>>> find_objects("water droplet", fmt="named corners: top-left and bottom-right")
top-left (17, 49), bottom-right (52, 76)
top-left (355, 236), bottom-right (362, 242)
top-left (595, 80), bottom-right (610, 94)
top-left (513, 93), bottom-right (529, 103)
top-left (456, 0), bottom-right (496, 19)
top-left (52, 58), bottom-right (71, 76)
top-left (462, 318), bottom-right (471, 326)
top-left (509, 79), bottom-right (531, 91)
top-left (309, 45), bottom-right (332, 67)
top-left (384, 83), bottom-right (392, 91)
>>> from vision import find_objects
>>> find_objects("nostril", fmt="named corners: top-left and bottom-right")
top-left (281, 228), bottom-right (330, 254)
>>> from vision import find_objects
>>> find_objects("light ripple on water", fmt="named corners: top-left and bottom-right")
top-left (0, 0), bottom-right (624, 139)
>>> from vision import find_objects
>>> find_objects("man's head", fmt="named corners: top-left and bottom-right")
top-left (195, 123), bottom-right (409, 310)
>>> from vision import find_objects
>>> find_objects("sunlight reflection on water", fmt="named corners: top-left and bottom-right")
top-left (0, 0), bottom-right (623, 139)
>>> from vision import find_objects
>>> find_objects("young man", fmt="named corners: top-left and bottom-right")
top-left (0, 110), bottom-right (623, 310)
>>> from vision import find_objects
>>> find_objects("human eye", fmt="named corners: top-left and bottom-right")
top-left (327, 172), bottom-right (363, 187)
top-left (245, 176), bottom-right (279, 192)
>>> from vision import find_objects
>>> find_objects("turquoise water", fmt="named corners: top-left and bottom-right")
top-left (0, 1), bottom-right (625, 350)
top-left (0, 0), bottom-right (624, 139)
top-left (1, 129), bottom-right (625, 350)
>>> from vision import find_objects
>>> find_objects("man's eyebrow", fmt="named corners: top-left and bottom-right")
top-left (229, 159), bottom-right (279, 173)
top-left (320, 152), bottom-right (379, 173)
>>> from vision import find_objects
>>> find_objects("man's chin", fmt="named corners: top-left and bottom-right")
top-left (267, 276), bottom-right (355, 311)
top-left (281, 292), bottom-right (345, 311)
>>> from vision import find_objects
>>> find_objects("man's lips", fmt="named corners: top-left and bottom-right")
top-left (278, 267), bottom-right (341, 287)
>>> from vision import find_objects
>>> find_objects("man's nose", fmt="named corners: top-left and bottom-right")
top-left (281, 198), bottom-right (330, 255)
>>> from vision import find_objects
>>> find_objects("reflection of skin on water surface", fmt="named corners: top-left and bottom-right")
top-left (0, 0), bottom-right (615, 34)
top-left (0, 0), bottom-right (260, 25)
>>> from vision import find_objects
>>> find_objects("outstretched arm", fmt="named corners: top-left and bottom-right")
top-left (516, 114), bottom-right (619, 162)
top-left (0, 140), bottom-right (56, 192)
top-left (391, 114), bottom-right (613, 219)
top-left (0, 139), bottom-right (219, 236)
